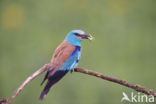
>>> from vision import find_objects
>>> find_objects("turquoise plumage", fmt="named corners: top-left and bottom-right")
top-left (40, 30), bottom-right (93, 100)
top-left (60, 46), bottom-right (81, 71)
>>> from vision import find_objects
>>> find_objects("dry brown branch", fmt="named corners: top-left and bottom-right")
top-left (0, 64), bottom-right (156, 104)
top-left (7, 64), bottom-right (49, 104)
top-left (74, 68), bottom-right (156, 97)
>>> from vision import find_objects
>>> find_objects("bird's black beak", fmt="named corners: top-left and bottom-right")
top-left (81, 34), bottom-right (94, 40)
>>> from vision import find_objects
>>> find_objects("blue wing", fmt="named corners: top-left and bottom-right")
top-left (60, 46), bottom-right (81, 71)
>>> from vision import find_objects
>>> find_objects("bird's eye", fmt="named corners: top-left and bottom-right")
top-left (74, 33), bottom-right (81, 37)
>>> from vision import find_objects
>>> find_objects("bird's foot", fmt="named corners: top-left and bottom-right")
top-left (70, 69), bottom-right (74, 73)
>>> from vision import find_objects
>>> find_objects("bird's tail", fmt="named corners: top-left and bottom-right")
top-left (40, 70), bottom-right (68, 100)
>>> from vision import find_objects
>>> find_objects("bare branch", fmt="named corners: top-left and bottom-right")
top-left (0, 64), bottom-right (156, 104)
top-left (74, 67), bottom-right (156, 97)
top-left (7, 64), bottom-right (49, 104)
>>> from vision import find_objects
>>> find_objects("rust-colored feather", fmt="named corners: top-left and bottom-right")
top-left (48, 41), bottom-right (75, 76)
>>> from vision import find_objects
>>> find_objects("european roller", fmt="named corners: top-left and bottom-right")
top-left (40, 30), bottom-right (93, 100)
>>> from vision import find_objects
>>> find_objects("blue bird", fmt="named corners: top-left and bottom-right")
top-left (40, 30), bottom-right (93, 100)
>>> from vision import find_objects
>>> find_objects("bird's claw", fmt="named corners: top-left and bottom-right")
top-left (70, 69), bottom-right (74, 73)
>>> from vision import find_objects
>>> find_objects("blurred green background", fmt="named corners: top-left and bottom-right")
top-left (0, 0), bottom-right (156, 104)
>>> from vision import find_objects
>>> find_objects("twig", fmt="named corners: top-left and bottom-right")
top-left (0, 64), bottom-right (156, 104)
top-left (74, 67), bottom-right (156, 97)
top-left (7, 64), bottom-right (49, 104)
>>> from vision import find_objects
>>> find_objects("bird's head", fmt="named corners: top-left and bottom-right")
top-left (65, 30), bottom-right (94, 46)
